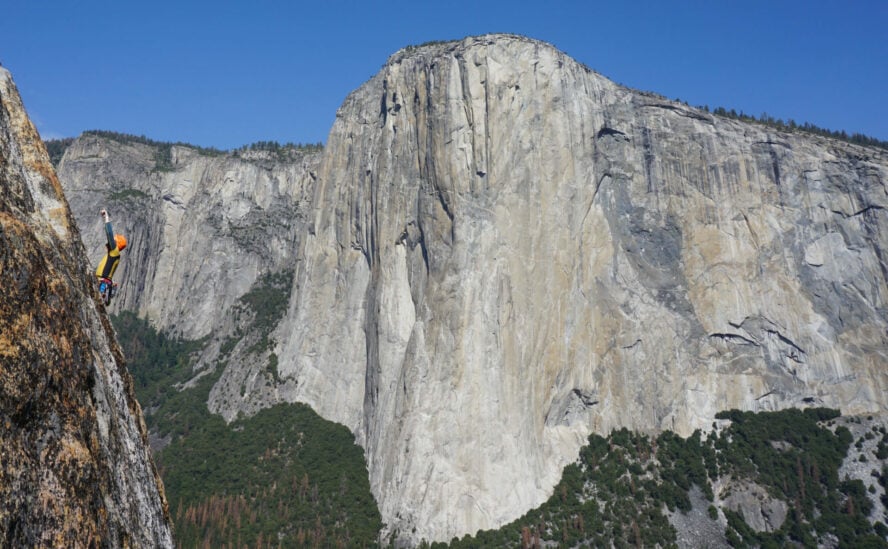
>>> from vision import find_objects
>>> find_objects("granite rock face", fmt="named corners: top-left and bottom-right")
top-left (273, 35), bottom-right (888, 542)
top-left (720, 481), bottom-right (788, 532)
top-left (54, 34), bottom-right (888, 544)
top-left (0, 68), bottom-right (172, 547)
top-left (59, 137), bottom-right (320, 341)
top-left (59, 137), bottom-right (321, 425)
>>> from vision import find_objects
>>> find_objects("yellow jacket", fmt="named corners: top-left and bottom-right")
top-left (96, 221), bottom-right (121, 280)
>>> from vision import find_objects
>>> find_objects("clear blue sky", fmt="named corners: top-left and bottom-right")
top-left (2, 1), bottom-right (886, 150)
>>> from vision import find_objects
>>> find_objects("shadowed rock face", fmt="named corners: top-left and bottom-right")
top-left (274, 35), bottom-right (888, 541)
top-left (0, 68), bottom-right (172, 547)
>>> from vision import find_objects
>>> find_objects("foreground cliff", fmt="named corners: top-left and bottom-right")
top-left (55, 34), bottom-right (888, 544)
top-left (0, 68), bottom-right (173, 546)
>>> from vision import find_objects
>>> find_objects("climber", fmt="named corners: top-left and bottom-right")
top-left (96, 208), bottom-right (127, 301)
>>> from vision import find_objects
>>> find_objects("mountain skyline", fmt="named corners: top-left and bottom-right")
top-left (2, 0), bottom-right (886, 150)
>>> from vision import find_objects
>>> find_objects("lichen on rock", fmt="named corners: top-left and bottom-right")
top-left (0, 67), bottom-right (172, 547)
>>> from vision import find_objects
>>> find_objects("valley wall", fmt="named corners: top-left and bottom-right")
top-left (56, 35), bottom-right (888, 543)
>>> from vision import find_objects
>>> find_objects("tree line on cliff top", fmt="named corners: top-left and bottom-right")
top-left (700, 105), bottom-right (888, 151)
top-left (43, 130), bottom-right (323, 168)
top-left (43, 97), bottom-right (886, 171)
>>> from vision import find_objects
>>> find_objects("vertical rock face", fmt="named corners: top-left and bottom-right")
top-left (0, 68), bottom-right (172, 546)
top-left (59, 135), bottom-right (321, 423)
top-left (274, 35), bottom-right (888, 541)
top-left (59, 137), bottom-right (319, 340)
top-left (51, 34), bottom-right (888, 544)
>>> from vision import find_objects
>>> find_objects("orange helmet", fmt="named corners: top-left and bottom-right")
top-left (115, 234), bottom-right (127, 251)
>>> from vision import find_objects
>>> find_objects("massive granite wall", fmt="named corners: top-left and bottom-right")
top-left (0, 68), bottom-right (172, 546)
top-left (273, 35), bottom-right (888, 542)
top-left (54, 34), bottom-right (888, 544)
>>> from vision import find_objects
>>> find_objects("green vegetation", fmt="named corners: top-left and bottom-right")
top-left (234, 269), bottom-right (293, 356)
top-left (78, 130), bottom-right (225, 172)
top-left (83, 129), bottom-right (226, 157)
top-left (233, 140), bottom-right (323, 161)
top-left (112, 312), bottom-right (206, 412)
top-left (111, 311), bottom-right (383, 547)
top-left (712, 409), bottom-right (883, 547)
top-left (877, 432), bottom-right (888, 460)
top-left (435, 428), bottom-right (683, 548)
top-left (265, 352), bottom-right (281, 384)
top-left (882, 465), bottom-right (888, 514)
top-left (44, 136), bottom-right (74, 166)
top-left (152, 143), bottom-right (177, 172)
top-left (161, 403), bottom-right (382, 548)
top-left (434, 408), bottom-right (886, 548)
top-left (108, 188), bottom-right (150, 203)
top-left (696, 106), bottom-right (888, 151)
top-left (402, 40), bottom-right (455, 53)
top-left (238, 270), bottom-right (292, 333)
top-left (46, 132), bottom-right (322, 170)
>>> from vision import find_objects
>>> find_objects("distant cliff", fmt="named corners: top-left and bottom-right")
top-left (58, 133), bottom-right (322, 425)
top-left (58, 135), bottom-right (320, 341)
top-left (0, 68), bottom-right (172, 546)
top-left (56, 34), bottom-right (888, 544)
